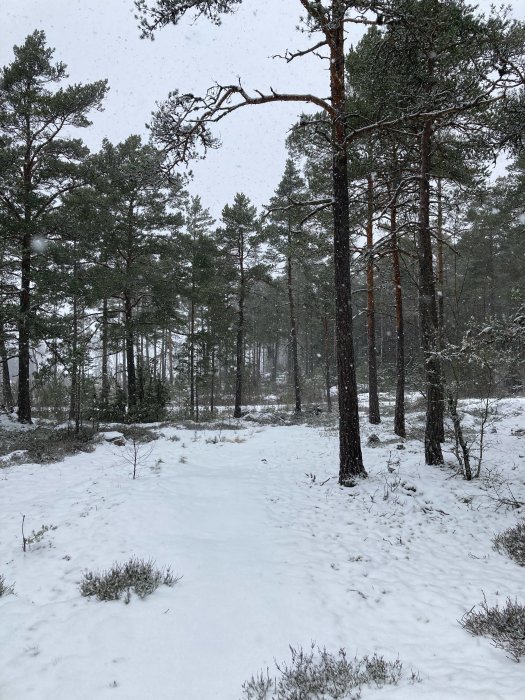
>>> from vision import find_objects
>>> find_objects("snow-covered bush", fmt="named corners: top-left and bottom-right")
top-left (80, 558), bottom-right (180, 602)
top-left (461, 597), bottom-right (525, 661)
top-left (0, 574), bottom-right (14, 597)
top-left (493, 521), bottom-right (525, 566)
top-left (0, 426), bottom-right (98, 466)
top-left (241, 644), bottom-right (415, 700)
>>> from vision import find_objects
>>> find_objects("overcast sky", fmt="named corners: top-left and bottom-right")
top-left (3, 0), bottom-right (524, 219)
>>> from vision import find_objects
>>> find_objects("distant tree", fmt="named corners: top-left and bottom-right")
top-left (89, 136), bottom-right (183, 415)
top-left (265, 158), bottom-right (309, 413)
top-left (218, 193), bottom-right (263, 418)
top-left (181, 195), bottom-right (216, 418)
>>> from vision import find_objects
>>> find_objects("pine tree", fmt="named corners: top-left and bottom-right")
top-left (89, 136), bottom-right (183, 415)
top-left (0, 31), bottom-right (107, 422)
top-left (265, 158), bottom-right (309, 413)
top-left (218, 193), bottom-right (264, 418)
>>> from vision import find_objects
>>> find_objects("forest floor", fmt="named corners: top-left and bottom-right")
top-left (1, 395), bottom-right (525, 700)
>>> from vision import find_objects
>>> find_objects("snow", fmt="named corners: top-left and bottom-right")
top-left (100, 431), bottom-right (126, 442)
top-left (1, 399), bottom-right (525, 699)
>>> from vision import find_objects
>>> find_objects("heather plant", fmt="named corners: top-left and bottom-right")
top-left (80, 557), bottom-right (180, 602)
top-left (241, 644), bottom-right (417, 700)
top-left (493, 521), bottom-right (525, 566)
top-left (461, 596), bottom-right (525, 661)
top-left (0, 574), bottom-right (14, 597)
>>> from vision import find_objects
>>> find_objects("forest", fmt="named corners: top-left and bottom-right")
top-left (1, 1), bottom-right (524, 479)
top-left (1, 1), bottom-right (525, 699)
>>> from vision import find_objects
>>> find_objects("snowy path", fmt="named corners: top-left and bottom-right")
top-left (1, 405), bottom-right (525, 699)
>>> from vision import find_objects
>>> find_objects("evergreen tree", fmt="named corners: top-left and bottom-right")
top-left (265, 158), bottom-right (309, 413)
top-left (218, 193), bottom-right (264, 418)
top-left (89, 136), bottom-right (183, 415)
top-left (0, 31), bottom-right (107, 422)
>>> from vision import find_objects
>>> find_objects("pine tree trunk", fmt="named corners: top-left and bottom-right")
top-left (124, 295), bottom-right (137, 409)
top-left (161, 328), bottom-right (167, 382)
top-left (0, 324), bottom-right (14, 409)
top-left (69, 294), bottom-right (78, 422)
top-left (287, 254), bottom-right (301, 412)
top-left (366, 173), bottom-right (381, 424)
top-left (18, 228), bottom-right (32, 423)
top-left (436, 177), bottom-right (445, 442)
top-left (122, 335), bottom-right (127, 398)
top-left (436, 178), bottom-right (445, 335)
top-left (153, 327), bottom-right (158, 380)
top-left (210, 345), bottom-right (215, 414)
top-left (418, 120), bottom-right (444, 465)
top-left (329, 14), bottom-right (365, 482)
top-left (101, 298), bottom-right (109, 406)
top-left (168, 330), bottom-right (174, 384)
top-left (189, 299), bottom-right (195, 419)
top-left (234, 285), bottom-right (245, 419)
top-left (272, 339), bottom-right (278, 383)
top-left (390, 192), bottom-right (406, 438)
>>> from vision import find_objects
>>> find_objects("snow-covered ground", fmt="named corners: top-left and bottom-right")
top-left (1, 398), bottom-right (525, 699)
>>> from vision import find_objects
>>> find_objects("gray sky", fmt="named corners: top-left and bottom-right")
top-left (3, 0), bottom-right (524, 218)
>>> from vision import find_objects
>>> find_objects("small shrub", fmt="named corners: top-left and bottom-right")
top-left (108, 425), bottom-right (158, 443)
top-left (22, 515), bottom-right (58, 552)
top-left (460, 596), bottom-right (525, 661)
top-left (1, 427), bottom-right (98, 465)
top-left (0, 574), bottom-right (14, 596)
top-left (493, 521), bottom-right (525, 565)
top-left (241, 645), bottom-right (414, 700)
top-left (80, 557), bottom-right (180, 602)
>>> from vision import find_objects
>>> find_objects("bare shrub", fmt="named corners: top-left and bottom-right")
top-left (493, 521), bottom-right (525, 566)
top-left (80, 557), bottom-right (180, 602)
top-left (121, 436), bottom-right (153, 479)
top-left (241, 644), bottom-right (416, 700)
top-left (460, 596), bottom-right (525, 661)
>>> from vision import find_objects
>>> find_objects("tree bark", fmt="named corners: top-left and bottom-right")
top-left (390, 190), bottom-right (406, 438)
top-left (418, 120), bottom-right (444, 464)
top-left (366, 173), bottom-right (381, 424)
top-left (436, 176), bottom-right (445, 442)
top-left (329, 13), bottom-right (365, 482)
